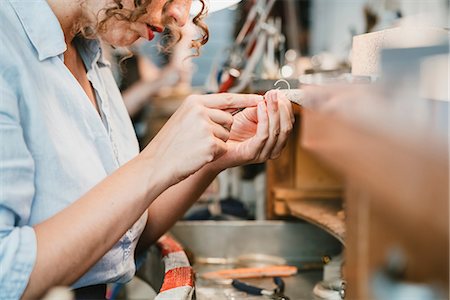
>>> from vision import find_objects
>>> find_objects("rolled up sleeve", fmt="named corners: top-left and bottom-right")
top-left (0, 74), bottom-right (37, 300)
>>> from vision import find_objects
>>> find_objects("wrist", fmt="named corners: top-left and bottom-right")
top-left (134, 151), bottom-right (172, 198)
top-left (207, 152), bottom-right (243, 174)
top-left (202, 159), bottom-right (224, 177)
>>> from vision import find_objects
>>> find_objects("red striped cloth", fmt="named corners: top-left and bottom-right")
top-left (155, 235), bottom-right (195, 300)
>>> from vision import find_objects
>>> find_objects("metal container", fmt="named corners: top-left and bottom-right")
top-left (138, 221), bottom-right (341, 299)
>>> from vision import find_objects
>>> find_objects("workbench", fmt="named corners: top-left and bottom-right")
top-left (266, 80), bottom-right (448, 298)
top-left (303, 85), bottom-right (448, 298)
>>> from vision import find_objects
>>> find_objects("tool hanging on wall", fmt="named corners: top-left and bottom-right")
top-left (206, 0), bottom-right (286, 94)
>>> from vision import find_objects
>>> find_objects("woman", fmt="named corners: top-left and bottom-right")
top-left (0, 0), bottom-right (294, 299)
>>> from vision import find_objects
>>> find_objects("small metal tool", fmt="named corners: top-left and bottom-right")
top-left (230, 89), bottom-right (306, 116)
top-left (231, 276), bottom-right (290, 300)
top-left (231, 107), bottom-right (246, 116)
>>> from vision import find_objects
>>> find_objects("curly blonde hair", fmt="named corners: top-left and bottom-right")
top-left (80, 0), bottom-right (209, 55)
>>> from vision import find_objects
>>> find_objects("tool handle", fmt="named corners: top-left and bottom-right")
top-left (274, 276), bottom-right (285, 291)
top-left (232, 279), bottom-right (264, 295)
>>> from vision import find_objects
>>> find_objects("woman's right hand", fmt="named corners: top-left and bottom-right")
top-left (142, 93), bottom-right (263, 187)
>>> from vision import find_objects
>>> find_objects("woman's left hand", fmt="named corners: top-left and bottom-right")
top-left (211, 90), bottom-right (295, 171)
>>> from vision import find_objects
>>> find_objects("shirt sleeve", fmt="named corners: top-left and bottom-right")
top-left (0, 73), bottom-right (37, 299)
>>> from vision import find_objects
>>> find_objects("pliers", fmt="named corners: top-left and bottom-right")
top-left (231, 276), bottom-right (290, 300)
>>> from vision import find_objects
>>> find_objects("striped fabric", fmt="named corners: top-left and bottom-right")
top-left (155, 235), bottom-right (195, 300)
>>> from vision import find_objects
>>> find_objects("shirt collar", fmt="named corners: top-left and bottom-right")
top-left (9, 0), bottom-right (110, 67)
top-left (76, 38), bottom-right (111, 69)
top-left (9, 0), bottom-right (66, 61)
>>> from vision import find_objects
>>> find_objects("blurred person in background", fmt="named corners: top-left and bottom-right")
top-left (0, 0), bottom-right (294, 299)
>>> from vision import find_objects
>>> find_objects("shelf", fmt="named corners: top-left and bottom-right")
top-left (284, 198), bottom-right (345, 244)
top-left (300, 85), bottom-right (449, 297)
top-left (273, 186), bottom-right (342, 200)
top-left (270, 186), bottom-right (345, 243)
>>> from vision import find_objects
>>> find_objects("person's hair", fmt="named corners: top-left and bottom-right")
top-left (79, 0), bottom-right (209, 56)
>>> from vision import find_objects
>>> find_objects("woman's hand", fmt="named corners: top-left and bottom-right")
top-left (142, 93), bottom-right (263, 187)
top-left (211, 90), bottom-right (295, 171)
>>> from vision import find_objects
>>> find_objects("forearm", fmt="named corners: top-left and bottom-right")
top-left (23, 155), bottom-right (167, 299)
top-left (136, 162), bottom-right (222, 253)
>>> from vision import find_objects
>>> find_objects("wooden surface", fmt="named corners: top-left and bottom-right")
top-left (294, 120), bottom-right (342, 191)
top-left (286, 199), bottom-right (345, 244)
top-left (302, 108), bottom-right (448, 245)
top-left (301, 89), bottom-right (449, 299)
top-left (271, 186), bottom-right (344, 242)
top-left (266, 106), bottom-right (343, 224)
top-left (273, 186), bottom-right (341, 200)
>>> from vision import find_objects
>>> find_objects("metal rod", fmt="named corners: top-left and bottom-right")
top-left (230, 89), bottom-right (306, 116)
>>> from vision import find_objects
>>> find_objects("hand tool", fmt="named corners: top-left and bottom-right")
top-left (231, 107), bottom-right (246, 116)
top-left (212, 0), bottom-right (278, 93)
top-left (231, 276), bottom-right (290, 300)
top-left (201, 265), bottom-right (297, 280)
top-left (230, 89), bottom-right (306, 116)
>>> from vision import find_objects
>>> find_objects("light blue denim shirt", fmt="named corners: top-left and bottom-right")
top-left (0, 1), bottom-right (148, 298)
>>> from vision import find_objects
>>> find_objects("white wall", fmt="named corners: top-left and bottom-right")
top-left (310, 0), bottom-right (366, 59)
top-left (191, 8), bottom-right (237, 87)
top-left (310, 0), bottom-right (449, 59)
top-left (396, 0), bottom-right (449, 28)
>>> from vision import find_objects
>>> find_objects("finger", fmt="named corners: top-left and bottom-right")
top-left (200, 93), bottom-right (264, 110)
top-left (286, 95), bottom-right (295, 123)
top-left (238, 106), bottom-right (258, 123)
top-left (207, 109), bottom-right (233, 130)
top-left (259, 90), bottom-right (281, 160)
top-left (270, 101), bottom-right (293, 159)
top-left (211, 122), bottom-right (230, 142)
top-left (276, 90), bottom-right (294, 123)
top-left (246, 102), bottom-right (269, 158)
top-left (289, 102), bottom-right (295, 123)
